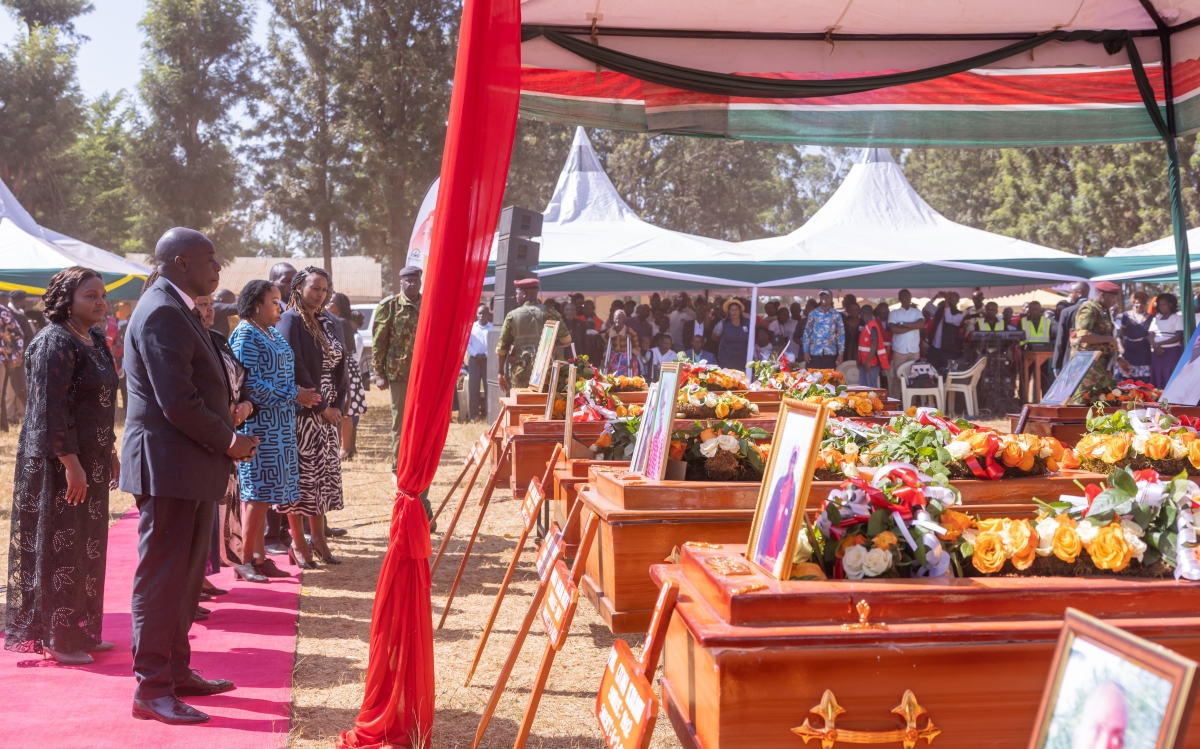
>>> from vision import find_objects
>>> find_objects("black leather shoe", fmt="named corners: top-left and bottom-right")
top-left (254, 557), bottom-right (291, 578)
top-left (199, 592), bottom-right (213, 602)
top-left (175, 671), bottom-right (236, 697)
top-left (193, 608), bottom-right (209, 622)
top-left (325, 526), bottom-right (348, 538)
top-left (132, 695), bottom-right (210, 725)
top-left (196, 605), bottom-right (211, 616)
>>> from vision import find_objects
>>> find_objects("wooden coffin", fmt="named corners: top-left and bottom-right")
top-left (552, 459), bottom-right (631, 560)
top-left (652, 543), bottom-right (1200, 749)
top-left (746, 388), bottom-right (900, 412)
top-left (1011, 404), bottom-right (1200, 445)
top-left (578, 469), bottom-right (1105, 634)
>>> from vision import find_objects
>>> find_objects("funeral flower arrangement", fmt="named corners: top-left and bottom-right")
top-left (1080, 377), bottom-right (1164, 407)
top-left (678, 361), bottom-right (750, 391)
top-left (677, 384), bottom-right (759, 420)
top-left (789, 381), bottom-right (885, 418)
top-left (667, 420), bottom-right (770, 482)
top-left (1076, 406), bottom-right (1200, 476)
top-left (746, 358), bottom-right (804, 390)
top-left (567, 373), bottom-right (622, 422)
top-left (604, 374), bottom-right (648, 392)
top-left (589, 406), bottom-right (644, 460)
top-left (802, 463), bottom-right (962, 580)
top-left (955, 468), bottom-right (1200, 579)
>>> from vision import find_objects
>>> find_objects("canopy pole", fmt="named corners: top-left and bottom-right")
top-left (1161, 27), bottom-right (1196, 339)
top-left (746, 285), bottom-right (758, 376)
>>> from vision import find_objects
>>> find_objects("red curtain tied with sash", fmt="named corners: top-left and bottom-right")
top-left (336, 0), bottom-right (522, 745)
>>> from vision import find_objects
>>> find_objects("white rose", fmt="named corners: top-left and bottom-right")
top-left (946, 440), bottom-right (972, 461)
top-left (794, 532), bottom-right (814, 564)
top-left (962, 528), bottom-right (979, 545)
top-left (1125, 532), bottom-right (1147, 563)
top-left (716, 434), bottom-right (740, 453)
top-left (1171, 438), bottom-right (1188, 460)
top-left (997, 520), bottom-right (1016, 553)
top-left (1119, 517), bottom-right (1145, 538)
top-left (1132, 434), bottom-right (1148, 456)
top-left (1035, 517), bottom-right (1058, 557)
top-left (1038, 444), bottom-right (1052, 459)
top-left (699, 437), bottom-right (722, 458)
top-left (703, 391), bottom-right (718, 408)
top-left (1077, 522), bottom-right (1099, 546)
top-left (863, 547), bottom-right (892, 577)
top-left (842, 545), bottom-right (867, 579)
top-left (841, 463), bottom-right (861, 479)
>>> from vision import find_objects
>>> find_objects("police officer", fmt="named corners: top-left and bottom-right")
top-left (372, 265), bottom-right (422, 476)
top-left (496, 277), bottom-right (571, 392)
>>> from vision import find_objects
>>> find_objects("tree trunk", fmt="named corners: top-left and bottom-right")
top-left (387, 173), bottom-right (407, 294)
top-left (322, 221), bottom-right (333, 275)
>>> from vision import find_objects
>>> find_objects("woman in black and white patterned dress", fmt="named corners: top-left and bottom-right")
top-left (276, 267), bottom-right (347, 565)
top-left (327, 292), bottom-right (366, 459)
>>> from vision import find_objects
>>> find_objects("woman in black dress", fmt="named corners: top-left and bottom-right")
top-left (5, 267), bottom-right (119, 664)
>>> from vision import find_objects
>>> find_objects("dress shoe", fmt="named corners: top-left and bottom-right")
top-left (325, 525), bottom-right (348, 538)
top-left (175, 671), bottom-right (236, 697)
top-left (132, 695), bottom-right (209, 725)
top-left (313, 548), bottom-right (342, 565)
top-left (264, 542), bottom-right (290, 556)
top-left (196, 605), bottom-right (211, 616)
top-left (201, 584), bottom-right (229, 596)
top-left (233, 562), bottom-right (268, 583)
top-left (199, 592), bottom-right (213, 602)
top-left (193, 608), bottom-right (209, 622)
top-left (288, 544), bottom-right (319, 570)
top-left (254, 557), bottom-right (291, 578)
top-left (85, 640), bottom-right (115, 653)
top-left (45, 648), bottom-right (93, 665)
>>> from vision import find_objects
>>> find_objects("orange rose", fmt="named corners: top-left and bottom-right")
top-left (615, 405), bottom-right (627, 418)
top-left (873, 531), bottom-right (898, 551)
top-left (854, 398), bottom-right (874, 417)
top-left (758, 444), bottom-right (771, 463)
top-left (1062, 448), bottom-right (1080, 470)
top-left (791, 562), bottom-right (827, 580)
top-left (700, 428), bottom-right (717, 442)
top-left (938, 510), bottom-right (973, 542)
top-left (1000, 441), bottom-right (1025, 468)
top-left (629, 404), bottom-right (643, 417)
top-left (972, 530), bottom-right (1007, 574)
top-left (1018, 449), bottom-right (1036, 473)
top-left (669, 440), bottom-right (686, 462)
top-left (714, 402), bottom-right (731, 419)
top-left (965, 430), bottom-right (993, 457)
top-left (1145, 433), bottom-right (1172, 461)
top-left (836, 534), bottom-right (867, 558)
top-left (1005, 519), bottom-right (1036, 570)
top-left (1102, 434), bottom-right (1132, 464)
top-left (1011, 540), bottom-right (1037, 570)
top-left (1042, 437), bottom-right (1066, 461)
top-left (872, 397), bottom-right (884, 410)
top-left (1052, 525), bottom-right (1082, 563)
top-left (1087, 521), bottom-right (1132, 572)
top-left (1180, 431), bottom-right (1197, 446)
top-left (905, 406), bottom-right (918, 417)
top-left (1075, 434), bottom-right (1106, 460)
top-left (976, 518), bottom-right (1006, 534)
top-left (1189, 440), bottom-right (1200, 470)
top-left (818, 447), bottom-right (844, 470)
top-left (594, 432), bottom-right (612, 449)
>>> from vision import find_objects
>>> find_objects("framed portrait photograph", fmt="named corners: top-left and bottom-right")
top-left (1041, 350), bottom-right (1100, 406)
top-left (1030, 608), bottom-right (1198, 749)
top-left (628, 383), bottom-right (659, 476)
top-left (527, 321), bottom-right (561, 392)
top-left (544, 361), bottom-right (566, 420)
top-left (643, 363), bottom-right (683, 481)
top-left (746, 398), bottom-right (827, 580)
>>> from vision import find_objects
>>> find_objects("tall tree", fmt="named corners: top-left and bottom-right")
top-left (501, 119), bottom-right (574, 212)
top-left (255, 0), bottom-right (353, 272)
top-left (1, 0), bottom-right (92, 37)
top-left (0, 24), bottom-right (84, 223)
top-left (129, 0), bottom-right (260, 255)
top-left (338, 0), bottom-right (458, 290)
top-left (61, 92), bottom-right (141, 252)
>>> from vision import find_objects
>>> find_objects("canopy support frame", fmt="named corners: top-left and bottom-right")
top-left (1157, 24), bottom-right (1196, 339)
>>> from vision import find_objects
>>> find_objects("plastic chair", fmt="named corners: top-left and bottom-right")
top-left (897, 359), bottom-right (944, 411)
top-left (837, 360), bottom-right (860, 385)
top-left (455, 372), bottom-right (470, 423)
top-left (944, 356), bottom-right (988, 417)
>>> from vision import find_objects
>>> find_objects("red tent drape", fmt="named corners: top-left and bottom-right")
top-left (336, 0), bottom-right (521, 745)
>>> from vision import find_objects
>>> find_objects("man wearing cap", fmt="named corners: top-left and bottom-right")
top-left (1069, 281), bottom-right (1130, 403)
top-left (801, 289), bottom-right (844, 370)
top-left (496, 277), bottom-right (571, 392)
top-left (372, 265), bottom-right (423, 476)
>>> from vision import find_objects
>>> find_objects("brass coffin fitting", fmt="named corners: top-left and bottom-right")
top-left (841, 600), bottom-right (887, 631)
top-left (792, 690), bottom-right (941, 748)
top-left (703, 556), bottom-right (754, 576)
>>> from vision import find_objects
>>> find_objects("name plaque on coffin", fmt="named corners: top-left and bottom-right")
top-left (578, 467), bottom-right (1105, 634)
top-left (650, 543), bottom-right (1200, 749)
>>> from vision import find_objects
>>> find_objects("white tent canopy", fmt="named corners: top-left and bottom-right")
top-left (1101, 227), bottom-right (1200, 283)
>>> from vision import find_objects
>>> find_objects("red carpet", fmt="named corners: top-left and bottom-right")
top-left (0, 509), bottom-right (300, 747)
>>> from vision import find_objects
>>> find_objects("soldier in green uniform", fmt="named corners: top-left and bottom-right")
top-left (1068, 280), bottom-right (1130, 403)
top-left (373, 266), bottom-right (422, 480)
top-left (496, 277), bottom-right (572, 392)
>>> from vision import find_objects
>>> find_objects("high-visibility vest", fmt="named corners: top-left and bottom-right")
top-left (975, 319), bottom-right (1004, 332)
top-left (857, 318), bottom-right (890, 369)
top-left (1021, 316), bottom-right (1050, 344)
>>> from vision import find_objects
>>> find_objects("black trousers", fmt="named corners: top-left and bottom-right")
top-left (131, 496), bottom-right (215, 700)
top-left (808, 354), bottom-right (838, 369)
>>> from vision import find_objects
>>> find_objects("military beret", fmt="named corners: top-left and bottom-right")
top-left (514, 277), bottom-right (540, 289)
top-left (399, 265), bottom-right (422, 279)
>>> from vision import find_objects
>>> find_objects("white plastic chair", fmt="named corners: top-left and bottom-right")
top-left (897, 360), bottom-right (944, 411)
top-left (837, 360), bottom-right (860, 385)
top-left (943, 356), bottom-right (988, 417)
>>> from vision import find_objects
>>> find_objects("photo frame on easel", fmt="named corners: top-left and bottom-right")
top-left (527, 322), bottom-right (560, 393)
top-left (1029, 608), bottom-right (1198, 749)
top-left (544, 361), bottom-right (566, 420)
top-left (746, 398), bottom-right (827, 581)
top-left (563, 364), bottom-right (590, 458)
top-left (1041, 350), bottom-right (1100, 405)
top-left (642, 362), bottom-right (683, 481)
top-left (628, 383), bottom-right (659, 476)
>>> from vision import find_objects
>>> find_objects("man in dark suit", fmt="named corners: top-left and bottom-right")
top-left (1052, 282), bottom-right (1091, 375)
top-left (121, 228), bottom-right (259, 724)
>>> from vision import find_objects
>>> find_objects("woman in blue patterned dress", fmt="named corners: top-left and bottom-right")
top-left (229, 280), bottom-right (321, 580)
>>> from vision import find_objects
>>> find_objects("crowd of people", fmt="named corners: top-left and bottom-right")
top-left (3, 228), bottom-right (393, 726)
top-left (524, 283), bottom-right (1195, 401)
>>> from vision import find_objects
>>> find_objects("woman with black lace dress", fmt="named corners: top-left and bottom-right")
top-left (5, 267), bottom-right (119, 665)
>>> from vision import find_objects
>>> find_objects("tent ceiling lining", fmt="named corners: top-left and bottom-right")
top-left (524, 24), bottom-right (1171, 41)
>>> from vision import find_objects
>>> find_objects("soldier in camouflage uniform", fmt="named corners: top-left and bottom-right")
top-left (496, 277), bottom-right (572, 392)
top-left (1068, 281), bottom-right (1130, 403)
top-left (373, 266), bottom-right (422, 480)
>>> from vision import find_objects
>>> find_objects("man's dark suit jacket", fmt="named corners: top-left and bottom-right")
top-left (277, 308), bottom-right (348, 416)
top-left (120, 277), bottom-right (235, 502)
top-left (1052, 300), bottom-right (1084, 372)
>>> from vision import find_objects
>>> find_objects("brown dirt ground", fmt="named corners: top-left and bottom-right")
top-left (0, 391), bottom-right (1013, 748)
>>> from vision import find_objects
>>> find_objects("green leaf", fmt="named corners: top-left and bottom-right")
top-left (936, 447), bottom-right (952, 464)
top-left (914, 540), bottom-right (927, 567)
top-left (960, 541), bottom-right (975, 558)
top-left (1086, 489), bottom-right (1126, 518)
top-left (1142, 547), bottom-right (1162, 567)
top-left (867, 510), bottom-right (887, 537)
top-left (1111, 468), bottom-right (1138, 497)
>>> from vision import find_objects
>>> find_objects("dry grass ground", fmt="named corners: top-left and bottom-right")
top-left (0, 389), bottom-right (1014, 749)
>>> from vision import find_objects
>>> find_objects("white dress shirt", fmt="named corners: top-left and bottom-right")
top-left (164, 277), bottom-right (196, 311)
top-left (467, 321), bottom-right (492, 357)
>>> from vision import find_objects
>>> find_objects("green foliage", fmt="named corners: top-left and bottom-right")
top-left (128, 0), bottom-right (261, 256)
top-left (1, 0), bottom-right (93, 37)
top-left (61, 93), bottom-right (142, 253)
